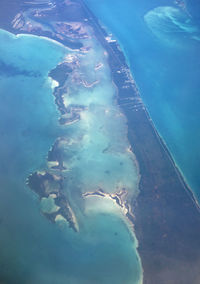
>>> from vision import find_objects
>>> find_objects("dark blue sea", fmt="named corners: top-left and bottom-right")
top-left (85, 0), bottom-right (200, 200)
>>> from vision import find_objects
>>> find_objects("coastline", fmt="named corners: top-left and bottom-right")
top-left (78, 1), bottom-right (200, 283)
top-left (81, 0), bottom-right (199, 207)
top-left (1, 0), bottom-right (200, 283)
top-left (0, 1), bottom-right (144, 283)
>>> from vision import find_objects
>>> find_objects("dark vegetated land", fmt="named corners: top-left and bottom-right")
top-left (79, 1), bottom-right (200, 283)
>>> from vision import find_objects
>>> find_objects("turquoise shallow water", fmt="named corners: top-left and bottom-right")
top-left (85, 0), bottom-right (200, 200)
top-left (0, 29), bottom-right (142, 283)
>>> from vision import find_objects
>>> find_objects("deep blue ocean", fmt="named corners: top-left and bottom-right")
top-left (85, 0), bottom-right (200, 200)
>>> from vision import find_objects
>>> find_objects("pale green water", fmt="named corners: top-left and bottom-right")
top-left (62, 37), bottom-right (139, 198)
top-left (0, 27), bottom-right (142, 284)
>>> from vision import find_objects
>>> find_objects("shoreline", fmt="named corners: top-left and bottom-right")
top-left (79, 0), bottom-right (193, 200)
top-left (0, 1), bottom-right (144, 283)
top-left (1, 0), bottom-right (200, 283)
top-left (5, 0), bottom-right (142, 234)
top-left (78, 1), bottom-right (200, 283)
top-left (77, 0), bottom-right (200, 209)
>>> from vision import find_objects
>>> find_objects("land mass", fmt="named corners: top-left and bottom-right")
top-left (1, 0), bottom-right (200, 283)
top-left (79, 2), bottom-right (200, 283)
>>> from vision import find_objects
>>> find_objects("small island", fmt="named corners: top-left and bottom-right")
top-left (28, 171), bottom-right (79, 232)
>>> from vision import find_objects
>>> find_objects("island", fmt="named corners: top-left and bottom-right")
top-left (28, 171), bottom-right (79, 232)
top-left (1, 0), bottom-right (200, 283)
